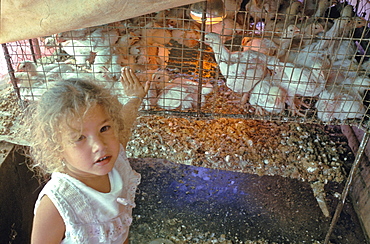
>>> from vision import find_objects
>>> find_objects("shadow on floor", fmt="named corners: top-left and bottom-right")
top-left (129, 158), bottom-right (367, 244)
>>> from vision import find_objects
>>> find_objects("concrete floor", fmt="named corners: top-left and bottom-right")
top-left (129, 158), bottom-right (367, 243)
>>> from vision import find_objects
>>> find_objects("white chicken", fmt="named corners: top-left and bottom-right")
top-left (292, 50), bottom-right (331, 70)
top-left (331, 74), bottom-right (370, 97)
top-left (60, 28), bottom-right (120, 68)
top-left (298, 22), bottom-right (325, 47)
top-left (274, 25), bottom-right (302, 60)
top-left (42, 35), bottom-right (58, 49)
top-left (90, 29), bottom-right (121, 73)
top-left (16, 60), bottom-right (71, 86)
top-left (99, 31), bottom-right (140, 76)
top-left (315, 88), bottom-right (366, 122)
top-left (43, 63), bottom-right (77, 81)
top-left (87, 28), bottom-right (120, 52)
top-left (269, 61), bottom-right (327, 116)
top-left (204, 32), bottom-right (275, 103)
top-left (241, 36), bottom-right (278, 56)
top-left (263, 0), bottom-right (302, 33)
top-left (249, 77), bottom-right (287, 115)
top-left (15, 61), bottom-right (45, 86)
top-left (18, 60), bottom-right (116, 85)
top-left (284, 22), bottom-right (328, 67)
top-left (303, 16), bottom-right (367, 64)
top-left (136, 69), bottom-right (172, 109)
top-left (17, 60), bottom-right (81, 83)
top-left (286, 15), bottom-right (366, 87)
top-left (114, 32), bottom-right (140, 67)
top-left (59, 39), bottom-right (95, 66)
top-left (157, 78), bottom-right (213, 110)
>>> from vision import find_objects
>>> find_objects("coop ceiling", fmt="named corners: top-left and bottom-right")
top-left (0, 0), bottom-right (201, 44)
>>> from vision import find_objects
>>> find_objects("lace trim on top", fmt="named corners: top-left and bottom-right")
top-left (64, 212), bottom-right (133, 243)
top-left (115, 148), bottom-right (141, 210)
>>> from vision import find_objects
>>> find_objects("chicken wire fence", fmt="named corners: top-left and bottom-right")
top-left (2, 0), bottom-right (370, 129)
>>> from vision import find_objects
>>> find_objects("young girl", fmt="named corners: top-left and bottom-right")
top-left (23, 67), bottom-right (150, 244)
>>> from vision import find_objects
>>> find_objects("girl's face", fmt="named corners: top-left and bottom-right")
top-left (61, 104), bottom-right (120, 181)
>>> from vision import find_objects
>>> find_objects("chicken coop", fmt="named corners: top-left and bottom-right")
top-left (2, 0), bottom-right (370, 243)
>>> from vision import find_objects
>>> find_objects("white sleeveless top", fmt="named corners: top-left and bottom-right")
top-left (34, 147), bottom-right (141, 244)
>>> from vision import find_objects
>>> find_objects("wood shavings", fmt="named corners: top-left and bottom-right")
top-left (127, 115), bottom-right (351, 185)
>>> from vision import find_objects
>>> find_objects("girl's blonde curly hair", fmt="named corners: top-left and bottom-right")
top-left (22, 78), bottom-right (126, 176)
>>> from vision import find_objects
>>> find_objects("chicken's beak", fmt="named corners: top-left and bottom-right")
top-left (293, 26), bottom-right (300, 35)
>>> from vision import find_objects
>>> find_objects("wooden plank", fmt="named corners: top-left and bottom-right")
top-left (0, 141), bottom-right (14, 167)
top-left (352, 127), bottom-right (370, 159)
top-left (0, 144), bottom-right (42, 243)
top-left (341, 125), bottom-right (370, 241)
top-left (359, 202), bottom-right (370, 236)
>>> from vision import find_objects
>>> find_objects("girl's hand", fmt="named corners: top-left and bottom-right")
top-left (120, 67), bottom-right (150, 99)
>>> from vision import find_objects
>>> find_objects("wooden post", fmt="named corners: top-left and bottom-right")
top-left (324, 129), bottom-right (370, 243)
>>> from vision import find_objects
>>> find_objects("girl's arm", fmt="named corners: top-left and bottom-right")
top-left (119, 67), bottom-right (150, 147)
top-left (31, 195), bottom-right (65, 244)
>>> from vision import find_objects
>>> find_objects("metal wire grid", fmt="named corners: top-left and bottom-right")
top-left (2, 1), bottom-right (370, 129)
top-left (2, 1), bottom-right (370, 242)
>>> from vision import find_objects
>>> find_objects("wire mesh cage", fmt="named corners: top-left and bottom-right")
top-left (2, 0), bottom-right (370, 129)
top-left (2, 1), bottom-right (370, 242)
